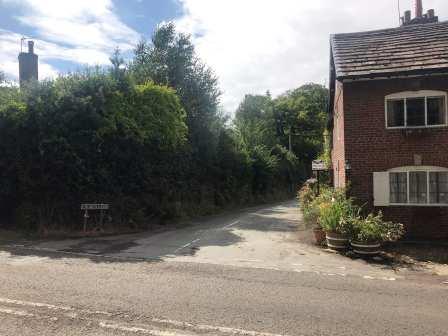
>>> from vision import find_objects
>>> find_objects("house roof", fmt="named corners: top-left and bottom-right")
top-left (331, 21), bottom-right (448, 80)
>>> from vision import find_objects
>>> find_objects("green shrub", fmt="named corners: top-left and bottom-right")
top-left (351, 212), bottom-right (404, 243)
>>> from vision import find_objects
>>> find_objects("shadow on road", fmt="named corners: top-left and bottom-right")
top-left (0, 200), bottom-right (299, 265)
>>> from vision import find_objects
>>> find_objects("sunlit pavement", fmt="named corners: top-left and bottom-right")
top-left (25, 200), bottom-right (414, 281)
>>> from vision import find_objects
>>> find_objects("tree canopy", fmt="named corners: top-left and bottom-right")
top-left (0, 23), bottom-right (327, 235)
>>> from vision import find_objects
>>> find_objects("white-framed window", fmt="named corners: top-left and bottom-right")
top-left (385, 90), bottom-right (448, 129)
top-left (374, 166), bottom-right (448, 207)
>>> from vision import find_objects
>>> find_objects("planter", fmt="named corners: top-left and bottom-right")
top-left (325, 232), bottom-right (349, 250)
top-left (313, 227), bottom-right (326, 245)
top-left (351, 241), bottom-right (381, 256)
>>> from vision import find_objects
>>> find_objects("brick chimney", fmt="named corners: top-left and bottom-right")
top-left (402, 0), bottom-right (439, 26)
top-left (18, 40), bottom-right (38, 87)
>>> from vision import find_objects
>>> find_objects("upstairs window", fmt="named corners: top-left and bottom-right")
top-left (386, 91), bottom-right (447, 128)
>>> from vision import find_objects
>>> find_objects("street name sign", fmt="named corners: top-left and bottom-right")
top-left (81, 204), bottom-right (110, 210)
top-left (312, 160), bottom-right (327, 171)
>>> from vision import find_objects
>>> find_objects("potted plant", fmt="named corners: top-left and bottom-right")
top-left (318, 192), bottom-right (357, 250)
top-left (299, 183), bottom-right (326, 245)
top-left (350, 212), bottom-right (404, 256)
top-left (312, 222), bottom-right (326, 246)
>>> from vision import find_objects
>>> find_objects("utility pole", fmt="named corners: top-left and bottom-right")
top-left (288, 126), bottom-right (292, 152)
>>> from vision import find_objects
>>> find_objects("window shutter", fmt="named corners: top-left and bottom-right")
top-left (373, 172), bottom-right (390, 206)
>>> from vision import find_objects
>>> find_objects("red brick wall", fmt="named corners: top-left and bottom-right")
top-left (331, 80), bottom-right (346, 189)
top-left (342, 76), bottom-right (448, 240)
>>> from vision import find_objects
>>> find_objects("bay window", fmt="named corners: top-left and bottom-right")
top-left (389, 172), bottom-right (407, 204)
top-left (429, 172), bottom-right (448, 204)
top-left (389, 169), bottom-right (448, 205)
top-left (385, 91), bottom-right (447, 128)
top-left (374, 167), bottom-right (448, 207)
top-left (409, 171), bottom-right (427, 204)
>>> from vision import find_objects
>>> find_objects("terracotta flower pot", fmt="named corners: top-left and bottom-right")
top-left (325, 231), bottom-right (349, 250)
top-left (351, 241), bottom-right (381, 256)
top-left (313, 227), bottom-right (326, 245)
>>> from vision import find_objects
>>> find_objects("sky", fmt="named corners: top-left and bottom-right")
top-left (1, 0), bottom-right (448, 113)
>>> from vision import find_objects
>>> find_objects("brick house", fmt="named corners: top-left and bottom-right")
top-left (329, 3), bottom-right (448, 239)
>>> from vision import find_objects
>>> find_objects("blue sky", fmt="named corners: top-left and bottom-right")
top-left (0, 0), bottom-right (181, 79)
top-left (1, 0), bottom-right (448, 112)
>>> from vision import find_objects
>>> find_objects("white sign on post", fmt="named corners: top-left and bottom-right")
top-left (80, 204), bottom-right (110, 233)
top-left (81, 204), bottom-right (109, 210)
top-left (312, 160), bottom-right (327, 171)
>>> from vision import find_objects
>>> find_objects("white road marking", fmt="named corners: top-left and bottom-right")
top-left (152, 318), bottom-right (287, 336)
top-left (237, 259), bottom-right (262, 263)
top-left (173, 239), bottom-right (201, 253)
top-left (99, 322), bottom-right (189, 336)
top-left (0, 307), bottom-right (34, 317)
top-left (0, 298), bottom-right (73, 311)
top-left (4, 245), bottom-right (150, 262)
top-left (223, 220), bottom-right (240, 229)
top-left (0, 297), bottom-right (288, 336)
top-left (363, 275), bottom-right (396, 281)
top-left (0, 297), bottom-right (111, 316)
top-left (381, 277), bottom-right (396, 281)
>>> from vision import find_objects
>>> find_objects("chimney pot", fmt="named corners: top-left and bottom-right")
top-left (28, 40), bottom-right (34, 54)
top-left (428, 9), bottom-right (435, 18)
top-left (415, 0), bottom-right (423, 18)
top-left (404, 10), bottom-right (411, 23)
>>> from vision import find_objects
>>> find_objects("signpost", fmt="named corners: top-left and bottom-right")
top-left (81, 204), bottom-right (109, 233)
top-left (312, 161), bottom-right (327, 171)
top-left (311, 160), bottom-right (329, 195)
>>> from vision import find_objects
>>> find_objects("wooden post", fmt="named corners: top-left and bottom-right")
top-left (99, 209), bottom-right (104, 230)
top-left (317, 170), bottom-right (320, 196)
top-left (83, 210), bottom-right (89, 233)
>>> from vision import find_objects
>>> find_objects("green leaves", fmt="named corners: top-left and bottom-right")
top-left (0, 68), bottom-right (190, 232)
top-left (274, 84), bottom-right (328, 162)
top-left (130, 22), bottom-right (221, 160)
top-left (351, 212), bottom-right (405, 243)
top-left (132, 83), bottom-right (187, 148)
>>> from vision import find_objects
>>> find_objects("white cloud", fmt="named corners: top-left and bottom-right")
top-left (0, 0), bottom-right (140, 80)
top-left (176, 0), bottom-right (448, 113)
top-left (0, 29), bottom-right (58, 80)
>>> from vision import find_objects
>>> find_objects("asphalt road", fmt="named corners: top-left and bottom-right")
top-left (0, 201), bottom-right (447, 335)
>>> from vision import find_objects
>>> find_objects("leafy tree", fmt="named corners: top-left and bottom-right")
top-left (130, 22), bottom-right (221, 158)
top-left (0, 23), bottom-right (319, 235)
top-left (235, 93), bottom-right (277, 149)
top-left (274, 84), bottom-right (328, 162)
top-left (109, 47), bottom-right (126, 80)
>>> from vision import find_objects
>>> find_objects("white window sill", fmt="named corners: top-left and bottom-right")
top-left (388, 203), bottom-right (448, 207)
top-left (386, 125), bottom-right (448, 130)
